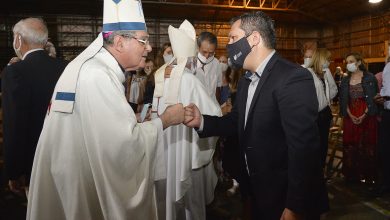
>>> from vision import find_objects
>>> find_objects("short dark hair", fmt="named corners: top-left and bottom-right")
top-left (230, 11), bottom-right (276, 49)
top-left (197, 31), bottom-right (217, 48)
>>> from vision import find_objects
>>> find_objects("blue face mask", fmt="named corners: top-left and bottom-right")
top-left (226, 36), bottom-right (252, 70)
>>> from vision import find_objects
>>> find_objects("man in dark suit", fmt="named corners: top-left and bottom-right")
top-left (184, 12), bottom-right (327, 220)
top-left (1, 17), bottom-right (66, 195)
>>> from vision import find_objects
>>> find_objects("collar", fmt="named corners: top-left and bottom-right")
top-left (244, 50), bottom-right (275, 82)
top-left (22, 48), bottom-right (44, 60)
top-left (103, 46), bottom-right (126, 74)
top-left (244, 71), bottom-right (260, 82)
top-left (253, 50), bottom-right (275, 77)
top-left (99, 47), bottom-right (126, 83)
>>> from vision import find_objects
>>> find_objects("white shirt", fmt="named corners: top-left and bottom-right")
top-left (381, 62), bottom-right (390, 110)
top-left (307, 68), bottom-right (338, 111)
top-left (195, 57), bottom-right (222, 100)
top-left (244, 50), bottom-right (276, 126)
top-left (199, 50), bottom-right (276, 130)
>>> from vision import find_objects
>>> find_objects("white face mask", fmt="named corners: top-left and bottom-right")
top-left (347, 62), bottom-right (358, 73)
top-left (163, 54), bottom-right (173, 64)
top-left (322, 61), bottom-right (330, 69)
top-left (220, 62), bottom-right (228, 72)
top-left (303, 57), bottom-right (312, 67)
top-left (197, 52), bottom-right (214, 65)
top-left (144, 68), bottom-right (152, 75)
top-left (13, 35), bottom-right (23, 59)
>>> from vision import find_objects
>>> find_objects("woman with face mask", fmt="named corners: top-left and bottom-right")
top-left (155, 42), bottom-right (173, 68)
top-left (139, 58), bottom-right (155, 106)
top-left (339, 52), bottom-right (379, 185)
top-left (306, 48), bottom-right (338, 169)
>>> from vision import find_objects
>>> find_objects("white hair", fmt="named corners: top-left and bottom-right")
top-left (13, 17), bottom-right (48, 46)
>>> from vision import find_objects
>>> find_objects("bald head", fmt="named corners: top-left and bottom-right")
top-left (13, 17), bottom-right (48, 47)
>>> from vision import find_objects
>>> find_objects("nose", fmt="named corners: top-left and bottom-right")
top-left (146, 44), bottom-right (152, 53)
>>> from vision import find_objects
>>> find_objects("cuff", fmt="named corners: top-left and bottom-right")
top-left (196, 115), bottom-right (204, 132)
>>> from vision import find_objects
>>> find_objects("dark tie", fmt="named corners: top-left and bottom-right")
top-left (197, 57), bottom-right (207, 71)
top-left (244, 71), bottom-right (260, 81)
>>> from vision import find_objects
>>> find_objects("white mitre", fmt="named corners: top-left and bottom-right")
top-left (153, 20), bottom-right (197, 105)
top-left (51, 0), bottom-right (147, 113)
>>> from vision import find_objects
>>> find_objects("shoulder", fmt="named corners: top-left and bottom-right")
top-left (363, 72), bottom-right (377, 83)
top-left (78, 57), bottom-right (111, 84)
top-left (2, 61), bottom-right (25, 78)
top-left (182, 71), bottom-right (203, 88)
top-left (277, 58), bottom-right (313, 84)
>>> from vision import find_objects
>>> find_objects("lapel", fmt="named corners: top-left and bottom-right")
top-left (239, 76), bottom-right (251, 135)
top-left (246, 53), bottom-right (279, 122)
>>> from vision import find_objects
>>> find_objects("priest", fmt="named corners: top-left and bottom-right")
top-left (27, 1), bottom-right (184, 220)
top-left (152, 20), bottom-right (222, 220)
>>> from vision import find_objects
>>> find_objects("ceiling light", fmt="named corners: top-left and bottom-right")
top-left (369, 0), bottom-right (382, 3)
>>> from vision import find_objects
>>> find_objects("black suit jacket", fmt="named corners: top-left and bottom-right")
top-left (200, 53), bottom-right (325, 219)
top-left (1, 50), bottom-right (66, 182)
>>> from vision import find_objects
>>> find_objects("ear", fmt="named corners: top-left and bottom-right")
top-left (113, 35), bottom-right (125, 53)
top-left (250, 31), bottom-right (261, 47)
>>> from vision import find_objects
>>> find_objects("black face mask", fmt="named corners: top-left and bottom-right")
top-left (226, 36), bottom-right (252, 70)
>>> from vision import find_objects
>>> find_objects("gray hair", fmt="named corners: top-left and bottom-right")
top-left (103, 30), bottom-right (137, 47)
top-left (230, 11), bottom-right (276, 49)
top-left (45, 41), bottom-right (57, 57)
top-left (13, 17), bottom-right (48, 46)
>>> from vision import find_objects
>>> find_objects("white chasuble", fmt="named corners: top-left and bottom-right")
top-left (152, 69), bottom-right (222, 220)
top-left (27, 48), bottom-right (163, 220)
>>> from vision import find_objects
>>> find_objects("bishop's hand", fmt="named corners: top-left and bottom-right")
top-left (184, 103), bottom-right (201, 128)
top-left (160, 103), bottom-right (185, 129)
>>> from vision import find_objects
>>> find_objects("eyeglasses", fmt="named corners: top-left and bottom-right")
top-left (121, 34), bottom-right (149, 47)
top-left (131, 37), bottom-right (149, 47)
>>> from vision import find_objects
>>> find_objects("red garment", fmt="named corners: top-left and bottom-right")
top-left (342, 97), bottom-right (378, 183)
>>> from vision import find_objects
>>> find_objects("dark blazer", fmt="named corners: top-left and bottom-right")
top-left (339, 72), bottom-right (378, 117)
top-left (200, 53), bottom-right (326, 219)
top-left (1, 50), bottom-right (66, 183)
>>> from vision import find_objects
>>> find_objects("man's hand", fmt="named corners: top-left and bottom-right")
top-left (164, 65), bottom-right (173, 78)
top-left (374, 93), bottom-right (385, 105)
top-left (9, 177), bottom-right (26, 196)
top-left (160, 103), bottom-right (185, 129)
top-left (184, 103), bottom-right (201, 128)
top-left (280, 208), bottom-right (302, 220)
top-left (8, 57), bottom-right (21, 65)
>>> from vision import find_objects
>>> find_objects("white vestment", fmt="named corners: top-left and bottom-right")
top-left (152, 69), bottom-right (222, 220)
top-left (27, 48), bottom-right (164, 220)
top-left (195, 58), bottom-right (222, 101)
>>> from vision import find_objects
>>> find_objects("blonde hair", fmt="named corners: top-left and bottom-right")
top-left (309, 48), bottom-right (331, 78)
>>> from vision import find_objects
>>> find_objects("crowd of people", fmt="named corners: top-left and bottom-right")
top-left (0, 0), bottom-right (390, 220)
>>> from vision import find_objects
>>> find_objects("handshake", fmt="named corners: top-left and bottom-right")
top-left (159, 103), bottom-right (202, 129)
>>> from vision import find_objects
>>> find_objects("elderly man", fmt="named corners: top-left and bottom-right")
top-left (185, 11), bottom-right (326, 220)
top-left (26, 1), bottom-right (184, 220)
top-left (1, 17), bottom-right (66, 196)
